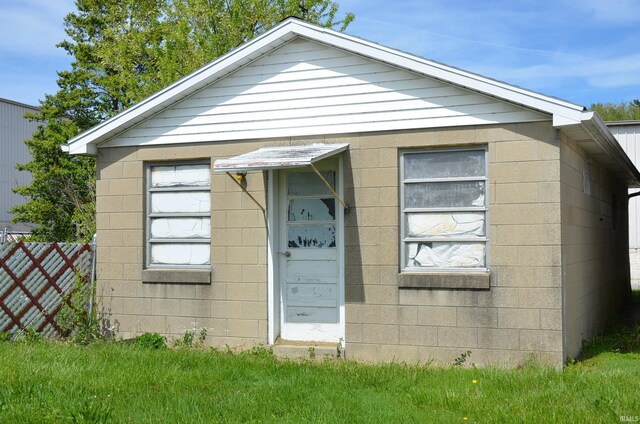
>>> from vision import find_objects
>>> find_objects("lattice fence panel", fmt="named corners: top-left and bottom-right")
top-left (0, 241), bottom-right (94, 338)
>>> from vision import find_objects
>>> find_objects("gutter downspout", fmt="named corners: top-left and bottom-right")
top-left (88, 234), bottom-right (97, 327)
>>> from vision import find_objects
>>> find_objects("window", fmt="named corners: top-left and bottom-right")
top-left (400, 148), bottom-right (487, 272)
top-left (146, 162), bottom-right (211, 268)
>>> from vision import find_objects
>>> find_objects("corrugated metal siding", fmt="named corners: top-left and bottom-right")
top-left (609, 124), bottom-right (640, 248)
top-left (0, 100), bottom-right (37, 226)
top-left (104, 38), bottom-right (548, 148)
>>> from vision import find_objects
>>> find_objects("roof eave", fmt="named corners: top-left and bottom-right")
top-left (556, 111), bottom-right (640, 187)
top-left (65, 18), bottom-right (591, 157)
top-left (605, 120), bottom-right (640, 126)
top-left (64, 20), bottom-right (302, 156)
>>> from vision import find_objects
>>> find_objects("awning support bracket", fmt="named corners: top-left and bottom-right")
top-left (309, 163), bottom-right (349, 210)
top-left (225, 172), bottom-right (266, 213)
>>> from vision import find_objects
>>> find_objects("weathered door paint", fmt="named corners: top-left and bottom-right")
top-left (278, 161), bottom-right (343, 342)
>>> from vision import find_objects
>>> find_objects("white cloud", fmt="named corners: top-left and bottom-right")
top-left (340, 0), bottom-right (640, 104)
top-left (2, 0), bottom-right (639, 105)
top-left (461, 50), bottom-right (640, 106)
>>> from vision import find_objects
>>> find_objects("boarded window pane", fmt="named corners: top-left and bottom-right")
top-left (288, 225), bottom-right (336, 248)
top-left (405, 212), bottom-right (485, 237)
top-left (151, 192), bottom-right (210, 213)
top-left (150, 244), bottom-right (210, 265)
top-left (405, 181), bottom-right (485, 208)
top-left (288, 198), bottom-right (335, 222)
top-left (406, 242), bottom-right (485, 268)
top-left (150, 218), bottom-right (211, 239)
top-left (147, 162), bottom-right (211, 268)
top-left (404, 150), bottom-right (485, 179)
top-left (288, 171), bottom-right (335, 196)
top-left (151, 164), bottom-right (210, 188)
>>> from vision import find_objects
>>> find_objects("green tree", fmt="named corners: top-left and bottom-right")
top-left (590, 100), bottom-right (640, 121)
top-left (156, 0), bottom-right (354, 86)
top-left (13, 112), bottom-right (95, 241)
top-left (13, 0), bottom-right (353, 241)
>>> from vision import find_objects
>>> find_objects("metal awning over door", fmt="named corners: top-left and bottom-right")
top-left (213, 143), bottom-right (349, 172)
top-left (213, 143), bottom-right (349, 209)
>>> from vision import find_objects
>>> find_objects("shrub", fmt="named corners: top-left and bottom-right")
top-left (58, 275), bottom-right (102, 344)
top-left (134, 333), bottom-right (166, 350)
top-left (172, 328), bottom-right (207, 349)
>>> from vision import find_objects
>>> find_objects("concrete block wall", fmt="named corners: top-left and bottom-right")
top-left (342, 122), bottom-right (565, 367)
top-left (96, 122), bottom-right (572, 366)
top-left (559, 134), bottom-right (631, 358)
top-left (96, 142), bottom-right (272, 347)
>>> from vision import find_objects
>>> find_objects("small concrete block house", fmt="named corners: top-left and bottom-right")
top-left (65, 18), bottom-right (639, 367)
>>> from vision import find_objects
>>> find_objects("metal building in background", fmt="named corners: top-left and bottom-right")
top-left (0, 98), bottom-right (38, 237)
top-left (607, 121), bottom-right (640, 288)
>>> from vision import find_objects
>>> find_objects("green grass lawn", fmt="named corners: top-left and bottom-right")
top-left (0, 339), bottom-right (639, 423)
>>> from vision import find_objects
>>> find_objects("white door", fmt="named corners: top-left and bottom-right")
top-left (278, 161), bottom-right (343, 342)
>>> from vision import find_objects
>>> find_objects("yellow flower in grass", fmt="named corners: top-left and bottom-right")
top-left (463, 417), bottom-right (468, 421)
top-left (472, 379), bottom-right (477, 384)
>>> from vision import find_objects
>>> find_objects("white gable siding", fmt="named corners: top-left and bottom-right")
top-left (0, 99), bottom-right (37, 228)
top-left (609, 123), bottom-right (640, 248)
top-left (104, 38), bottom-right (548, 148)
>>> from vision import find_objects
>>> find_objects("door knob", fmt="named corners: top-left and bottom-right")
top-left (278, 251), bottom-right (291, 257)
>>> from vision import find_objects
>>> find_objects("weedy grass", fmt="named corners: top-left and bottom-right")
top-left (0, 341), bottom-right (638, 423)
top-left (1, 292), bottom-right (640, 423)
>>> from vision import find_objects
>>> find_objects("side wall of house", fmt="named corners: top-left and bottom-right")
top-left (96, 122), bottom-right (566, 366)
top-left (560, 134), bottom-right (631, 358)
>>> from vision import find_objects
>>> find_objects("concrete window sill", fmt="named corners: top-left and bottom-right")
top-left (141, 269), bottom-right (212, 285)
top-left (398, 271), bottom-right (490, 290)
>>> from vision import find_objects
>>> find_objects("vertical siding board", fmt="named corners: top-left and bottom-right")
top-left (0, 99), bottom-right (38, 227)
top-left (609, 123), bottom-right (640, 248)
top-left (633, 128), bottom-right (640, 248)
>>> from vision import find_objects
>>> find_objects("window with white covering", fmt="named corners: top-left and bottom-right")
top-left (146, 162), bottom-right (211, 268)
top-left (400, 148), bottom-right (487, 272)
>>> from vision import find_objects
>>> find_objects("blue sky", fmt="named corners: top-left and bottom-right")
top-left (2, 0), bottom-right (639, 108)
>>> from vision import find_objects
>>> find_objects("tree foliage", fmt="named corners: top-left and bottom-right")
top-left (590, 100), bottom-right (640, 121)
top-left (13, 0), bottom-right (353, 241)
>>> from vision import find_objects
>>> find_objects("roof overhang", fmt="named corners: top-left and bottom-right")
top-left (605, 120), bottom-right (640, 127)
top-left (62, 18), bottom-right (640, 188)
top-left (65, 18), bottom-right (588, 156)
top-left (213, 143), bottom-right (349, 172)
top-left (556, 111), bottom-right (640, 187)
